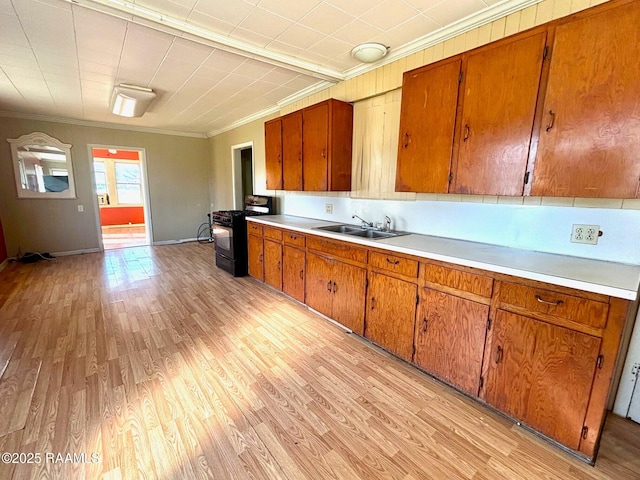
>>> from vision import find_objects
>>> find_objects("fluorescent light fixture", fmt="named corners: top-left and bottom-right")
top-left (110, 84), bottom-right (156, 117)
top-left (351, 43), bottom-right (389, 63)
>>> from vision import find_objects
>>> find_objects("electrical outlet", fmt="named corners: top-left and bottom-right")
top-left (77, 205), bottom-right (84, 212)
top-left (325, 203), bottom-right (333, 214)
top-left (571, 224), bottom-right (600, 245)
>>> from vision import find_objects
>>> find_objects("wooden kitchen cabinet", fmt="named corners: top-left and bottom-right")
top-left (302, 99), bottom-right (353, 191)
top-left (264, 117), bottom-right (282, 190)
top-left (452, 31), bottom-right (547, 195)
top-left (263, 238), bottom-right (282, 290)
top-left (282, 244), bottom-right (305, 303)
top-left (414, 288), bottom-right (489, 396)
top-left (247, 232), bottom-right (264, 281)
top-left (531, 1), bottom-right (640, 198)
top-left (482, 309), bottom-right (601, 451)
top-left (395, 59), bottom-right (461, 193)
top-left (365, 271), bottom-right (417, 361)
top-left (282, 111), bottom-right (303, 190)
top-left (306, 251), bottom-right (366, 334)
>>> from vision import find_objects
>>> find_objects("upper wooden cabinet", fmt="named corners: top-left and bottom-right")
top-left (395, 59), bottom-right (461, 193)
top-left (282, 111), bottom-right (303, 191)
top-left (531, 1), bottom-right (640, 198)
top-left (452, 31), bottom-right (547, 195)
top-left (264, 99), bottom-right (353, 192)
top-left (264, 118), bottom-right (282, 190)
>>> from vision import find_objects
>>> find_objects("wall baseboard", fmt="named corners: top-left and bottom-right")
top-left (51, 248), bottom-right (101, 257)
top-left (153, 238), bottom-right (198, 246)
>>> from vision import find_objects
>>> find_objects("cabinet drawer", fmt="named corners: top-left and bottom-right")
top-left (423, 264), bottom-right (493, 298)
top-left (283, 230), bottom-right (305, 247)
top-left (369, 251), bottom-right (418, 278)
top-left (498, 282), bottom-right (609, 329)
top-left (307, 236), bottom-right (367, 264)
top-left (264, 226), bottom-right (282, 241)
top-left (248, 222), bottom-right (263, 236)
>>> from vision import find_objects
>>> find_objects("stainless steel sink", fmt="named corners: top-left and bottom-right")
top-left (315, 224), bottom-right (362, 233)
top-left (313, 224), bottom-right (409, 240)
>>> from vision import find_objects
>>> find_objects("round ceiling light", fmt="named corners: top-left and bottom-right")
top-left (351, 42), bottom-right (389, 63)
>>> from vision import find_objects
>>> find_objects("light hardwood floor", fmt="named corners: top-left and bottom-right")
top-left (0, 243), bottom-right (638, 480)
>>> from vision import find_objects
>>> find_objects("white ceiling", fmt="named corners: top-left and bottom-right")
top-left (0, 0), bottom-right (528, 137)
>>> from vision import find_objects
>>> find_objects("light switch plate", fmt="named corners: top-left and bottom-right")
top-left (325, 203), bottom-right (333, 214)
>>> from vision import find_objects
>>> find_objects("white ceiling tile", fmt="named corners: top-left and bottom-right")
top-left (299, 3), bottom-right (355, 35)
top-left (185, 11), bottom-right (236, 35)
top-left (332, 19), bottom-right (384, 46)
top-left (360, 0), bottom-right (420, 31)
top-left (228, 27), bottom-right (272, 48)
top-left (202, 49), bottom-right (247, 72)
top-left (272, 24), bottom-right (325, 50)
top-left (237, 7), bottom-right (293, 39)
top-left (77, 48), bottom-right (121, 67)
top-left (135, 0), bottom-right (194, 20)
top-left (0, 13), bottom-right (30, 47)
top-left (150, 58), bottom-right (198, 91)
top-left (261, 67), bottom-right (302, 86)
top-left (0, 52), bottom-right (39, 71)
top-left (403, 0), bottom-right (447, 12)
top-left (74, 8), bottom-right (127, 55)
top-left (266, 40), bottom-right (308, 60)
top-left (307, 36), bottom-right (352, 59)
top-left (234, 58), bottom-right (275, 79)
top-left (425, 0), bottom-right (488, 26)
top-left (284, 75), bottom-right (320, 90)
top-left (0, 0), bottom-right (16, 15)
top-left (374, 14), bottom-right (440, 49)
top-left (193, 0), bottom-right (255, 26)
top-left (258, 0), bottom-right (321, 21)
top-left (43, 70), bottom-right (80, 84)
top-left (79, 60), bottom-right (118, 76)
top-left (166, 38), bottom-right (213, 65)
top-left (325, 0), bottom-right (377, 17)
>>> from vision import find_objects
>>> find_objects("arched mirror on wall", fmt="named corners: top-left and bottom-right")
top-left (7, 132), bottom-right (76, 199)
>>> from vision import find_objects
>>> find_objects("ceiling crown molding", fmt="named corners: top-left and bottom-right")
top-left (65, 0), bottom-right (344, 83)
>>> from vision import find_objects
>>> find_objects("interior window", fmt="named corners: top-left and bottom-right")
top-left (115, 162), bottom-right (141, 204)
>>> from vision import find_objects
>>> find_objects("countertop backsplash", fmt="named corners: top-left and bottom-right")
top-left (277, 194), bottom-right (640, 265)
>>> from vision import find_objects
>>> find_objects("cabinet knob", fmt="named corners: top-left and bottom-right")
top-left (463, 124), bottom-right (470, 142)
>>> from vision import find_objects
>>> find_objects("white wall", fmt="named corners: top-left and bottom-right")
top-left (278, 194), bottom-right (640, 264)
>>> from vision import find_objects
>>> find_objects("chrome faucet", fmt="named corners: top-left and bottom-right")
top-left (352, 214), bottom-right (373, 228)
top-left (384, 215), bottom-right (392, 232)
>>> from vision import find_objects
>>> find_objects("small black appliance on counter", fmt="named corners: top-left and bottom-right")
top-left (211, 195), bottom-right (274, 276)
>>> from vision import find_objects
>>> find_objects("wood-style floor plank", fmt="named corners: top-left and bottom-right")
top-left (0, 243), bottom-right (639, 480)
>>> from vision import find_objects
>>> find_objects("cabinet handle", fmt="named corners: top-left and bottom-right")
top-left (321, 148), bottom-right (326, 159)
top-left (327, 280), bottom-right (332, 292)
top-left (277, 261), bottom-right (281, 271)
top-left (535, 294), bottom-right (563, 306)
top-left (545, 110), bottom-right (555, 131)
top-left (332, 281), bottom-right (337, 293)
top-left (299, 269), bottom-right (304, 280)
top-left (277, 153), bottom-right (281, 164)
top-left (386, 258), bottom-right (400, 265)
top-left (371, 297), bottom-right (376, 310)
top-left (495, 345), bottom-right (503, 364)
top-left (463, 124), bottom-right (470, 141)
top-left (403, 132), bottom-right (410, 148)
top-left (422, 317), bottom-right (427, 333)
top-left (259, 254), bottom-right (263, 262)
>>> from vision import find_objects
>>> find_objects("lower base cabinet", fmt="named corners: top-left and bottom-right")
top-left (264, 238), bottom-right (282, 290)
top-left (482, 309), bottom-right (601, 451)
top-left (365, 271), bottom-right (417, 361)
top-left (414, 288), bottom-right (489, 396)
top-left (306, 252), bottom-right (366, 335)
top-left (282, 245), bottom-right (305, 303)
top-left (247, 233), bottom-right (263, 280)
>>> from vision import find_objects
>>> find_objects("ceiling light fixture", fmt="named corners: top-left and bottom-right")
top-left (110, 84), bottom-right (157, 118)
top-left (351, 43), bottom-right (389, 63)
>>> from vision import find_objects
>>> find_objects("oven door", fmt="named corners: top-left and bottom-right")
top-left (213, 223), bottom-right (234, 258)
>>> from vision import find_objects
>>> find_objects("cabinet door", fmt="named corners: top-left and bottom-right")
top-left (247, 234), bottom-right (264, 281)
top-left (365, 272), bottom-right (416, 360)
top-left (395, 59), bottom-right (461, 193)
top-left (282, 111), bottom-right (303, 191)
top-left (483, 310), bottom-right (601, 450)
top-left (265, 118), bottom-right (283, 190)
top-left (302, 102), bottom-right (329, 191)
top-left (305, 253), bottom-right (333, 318)
top-left (531, 3), bottom-right (640, 198)
top-left (414, 288), bottom-right (488, 396)
top-left (453, 32), bottom-right (546, 195)
top-left (263, 238), bottom-right (282, 291)
top-left (332, 261), bottom-right (367, 336)
top-left (282, 245), bottom-right (305, 303)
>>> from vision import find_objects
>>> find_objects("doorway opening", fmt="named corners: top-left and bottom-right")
top-left (231, 142), bottom-right (254, 209)
top-left (90, 147), bottom-right (151, 250)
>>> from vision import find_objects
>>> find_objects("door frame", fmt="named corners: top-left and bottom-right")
top-left (87, 144), bottom-right (153, 250)
top-left (231, 141), bottom-right (254, 209)
top-left (613, 308), bottom-right (640, 420)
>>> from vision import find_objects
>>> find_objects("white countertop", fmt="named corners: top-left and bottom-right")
top-left (247, 215), bottom-right (640, 301)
